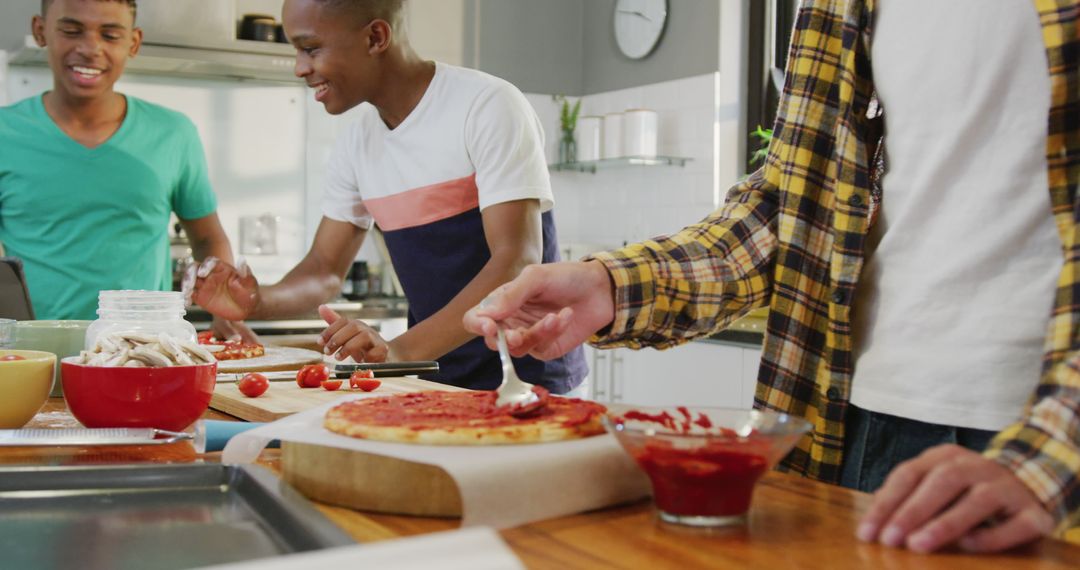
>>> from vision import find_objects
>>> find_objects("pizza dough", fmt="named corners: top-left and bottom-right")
top-left (324, 390), bottom-right (607, 445)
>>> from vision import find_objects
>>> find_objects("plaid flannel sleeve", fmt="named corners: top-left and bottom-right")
top-left (984, 361), bottom-right (1080, 533)
top-left (586, 168), bottom-right (779, 350)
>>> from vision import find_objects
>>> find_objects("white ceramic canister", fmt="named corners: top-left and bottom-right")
top-left (623, 108), bottom-right (659, 158)
top-left (602, 112), bottom-right (624, 159)
top-left (575, 116), bottom-right (603, 162)
top-left (84, 290), bottom-right (197, 350)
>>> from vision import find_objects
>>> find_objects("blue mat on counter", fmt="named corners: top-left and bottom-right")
top-left (204, 420), bottom-right (280, 452)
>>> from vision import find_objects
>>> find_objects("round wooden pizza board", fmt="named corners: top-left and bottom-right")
top-left (281, 441), bottom-right (463, 517)
top-left (215, 345), bottom-right (324, 373)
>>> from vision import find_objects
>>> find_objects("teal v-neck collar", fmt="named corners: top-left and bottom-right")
top-left (34, 93), bottom-right (133, 153)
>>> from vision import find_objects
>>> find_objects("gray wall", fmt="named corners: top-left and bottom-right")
top-left (581, 0), bottom-right (719, 95)
top-left (472, 0), bottom-right (584, 96)
top-left (469, 0), bottom-right (720, 96)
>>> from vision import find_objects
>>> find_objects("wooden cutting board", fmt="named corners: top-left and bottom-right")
top-left (210, 376), bottom-right (462, 422)
top-left (282, 442), bottom-right (463, 517)
top-left (215, 346), bottom-right (324, 373)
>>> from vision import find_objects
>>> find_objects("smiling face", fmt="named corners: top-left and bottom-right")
top-left (32, 0), bottom-right (141, 102)
top-left (283, 0), bottom-right (385, 115)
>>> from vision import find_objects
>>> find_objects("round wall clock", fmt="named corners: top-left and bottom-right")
top-left (613, 0), bottom-right (669, 60)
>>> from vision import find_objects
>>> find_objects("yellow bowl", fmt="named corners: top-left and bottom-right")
top-left (0, 350), bottom-right (56, 428)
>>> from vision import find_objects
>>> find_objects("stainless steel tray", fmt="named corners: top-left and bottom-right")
top-left (0, 463), bottom-right (355, 570)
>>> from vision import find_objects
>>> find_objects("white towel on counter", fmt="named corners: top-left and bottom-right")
top-left (194, 527), bottom-right (524, 570)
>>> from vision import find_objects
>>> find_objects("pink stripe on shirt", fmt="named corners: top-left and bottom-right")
top-left (362, 174), bottom-right (479, 231)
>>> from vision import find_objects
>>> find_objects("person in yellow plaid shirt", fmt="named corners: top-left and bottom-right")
top-left (466, 0), bottom-right (1079, 555)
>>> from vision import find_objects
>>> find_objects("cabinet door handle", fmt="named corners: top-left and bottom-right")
top-left (593, 352), bottom-right (608, 400)
top-left (611, 353), bottom-right (624, 402)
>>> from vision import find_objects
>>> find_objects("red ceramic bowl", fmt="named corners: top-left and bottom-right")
top-left (61, 357), bottom-right (217, 431)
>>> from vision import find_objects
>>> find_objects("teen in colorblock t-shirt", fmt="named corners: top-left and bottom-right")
top-left (322, 62), bottom-right (587, 393)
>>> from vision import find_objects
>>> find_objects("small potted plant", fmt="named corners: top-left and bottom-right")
top-left (553, 95), bottom-right (582, 164)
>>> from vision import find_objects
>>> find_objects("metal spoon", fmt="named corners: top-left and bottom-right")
top-left (494, 327), bottom-right (546, 416)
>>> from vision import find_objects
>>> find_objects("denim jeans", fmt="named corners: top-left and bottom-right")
top-left (838, 404), bottom-right (997, 493)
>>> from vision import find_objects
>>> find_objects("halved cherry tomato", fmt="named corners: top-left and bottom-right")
top-left (238, 373), bottom-right (269, 398)
top-left (0, 355), bottom-right (26, 361)
top-left (349, 370), bottom-right (381, 392)
top-left (348, 369), bottom-right (373, 386)
top-left (355, 379), bottom-right (381, 392)
top-left (321, 379), bottom-right (343, 391)
top-left (296, 364), bottom-right (330, 388)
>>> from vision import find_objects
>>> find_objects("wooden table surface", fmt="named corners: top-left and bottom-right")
top-left (11, 399), bottom-right (1080, 569)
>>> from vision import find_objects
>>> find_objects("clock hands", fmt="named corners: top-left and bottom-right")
top-left (617, 8), bottom-right (655, 22)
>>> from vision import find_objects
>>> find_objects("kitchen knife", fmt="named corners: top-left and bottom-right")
top-left (332, 361), bottom-right (439, 378)
top-left (216, 361), bottom-right (440, 382)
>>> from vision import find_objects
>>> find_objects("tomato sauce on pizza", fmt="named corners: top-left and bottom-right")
top-left (197, 331), bottom-right (265, 361)
top-left (324, 389), bottom-right (607, 445)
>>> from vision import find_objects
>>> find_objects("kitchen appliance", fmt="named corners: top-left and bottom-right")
top-left (239, 14), bottom-right (278, 42)
top-left (170, 222), bottom-right (193, 291)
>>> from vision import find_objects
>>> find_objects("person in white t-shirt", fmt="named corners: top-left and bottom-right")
top-left (189, 0), bottom-right (587, 394)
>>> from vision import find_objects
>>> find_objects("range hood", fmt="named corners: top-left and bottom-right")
top-left (7, 1), bottom-right (300, 84)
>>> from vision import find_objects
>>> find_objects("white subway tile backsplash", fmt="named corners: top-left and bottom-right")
top-left (528, 71), bottom-right (743, 249)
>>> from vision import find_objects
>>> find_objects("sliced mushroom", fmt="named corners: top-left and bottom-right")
top-left (131, 345), bottom-right (173, 368)
top-left (103, 348), bottom-right (131, 367)
top-left (177, 339), bottom-right (216, 364)
top-left (121, 332), bottom-right (161, 346)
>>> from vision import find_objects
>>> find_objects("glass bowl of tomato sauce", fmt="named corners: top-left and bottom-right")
top-left (603, 406), bottom-right (811, 527)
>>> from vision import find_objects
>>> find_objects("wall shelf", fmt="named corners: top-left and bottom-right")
top-left (549, 156), bottom-right (692, 174)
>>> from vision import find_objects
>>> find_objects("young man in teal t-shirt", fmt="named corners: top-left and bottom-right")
top-left (0, 0), bottom-right (248, 339)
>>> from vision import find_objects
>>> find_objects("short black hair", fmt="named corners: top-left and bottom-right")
top-left (41, 0), bottom-right (138, 22)
top-left (315, 0), bottom-right (404, 28)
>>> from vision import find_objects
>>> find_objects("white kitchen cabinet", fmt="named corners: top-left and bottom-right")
top-left (586, 341), bottom-right (762, 409)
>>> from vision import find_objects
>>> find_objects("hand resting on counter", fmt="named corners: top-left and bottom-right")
top-left (318, 304), bottom-right (392, 363)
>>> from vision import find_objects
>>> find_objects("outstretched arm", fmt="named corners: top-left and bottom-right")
top-left (191, 217), bottom-right (366, 321)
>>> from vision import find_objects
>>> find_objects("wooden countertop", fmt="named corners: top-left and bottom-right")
top-left (11, 399), bottom-right (1080, 569)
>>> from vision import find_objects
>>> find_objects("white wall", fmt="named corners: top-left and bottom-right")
top-left (524, 71), bottom-right (742, 252)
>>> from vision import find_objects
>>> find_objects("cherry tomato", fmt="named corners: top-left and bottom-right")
top-left (238, 373), bottom-right (269, 398)
top-left (348, 369), bottom-right (373, 386)
top-left (296, 364), bottom-right (330, 388)
top-left (321, 379), bottom-right (343, 391)
top-left (349, 370), bottom-right (381, 392)
top-left (0, 355), bottom-right (26, 361)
